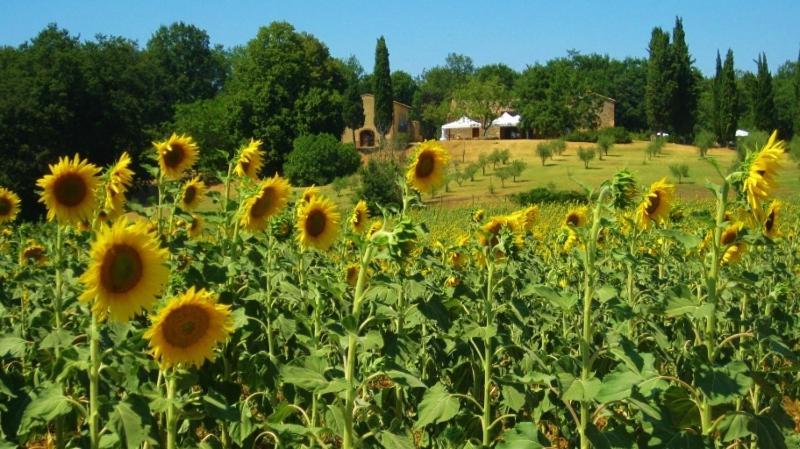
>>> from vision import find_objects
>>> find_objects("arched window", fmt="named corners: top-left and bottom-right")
top-left (359, 130), bottom-right (375, 147)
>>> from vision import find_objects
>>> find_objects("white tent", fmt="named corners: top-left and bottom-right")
top-left (440, 116), bottom-right (481, 140)
top-left (735, 129), bottom-right (749, 137)
top-left (491, 112), bottom-right (521, 127)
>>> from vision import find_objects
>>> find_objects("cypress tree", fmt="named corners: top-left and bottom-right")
top-left (646, 27), bottom-right (674, 134)
top-left (712, 50), bottom-right (723, 144)
top-left (795, 48), bottom-right (800, 134)
top-left (753, 53), bottom-right (776, 132)
top-left (669, 17), bottom-right (697, 141)
top-left (342, 73), bottom-right (365, 146)
top-left (719, 49), bottom-right (738, 146)
top-left (373, 36), bottom-right (393, 144)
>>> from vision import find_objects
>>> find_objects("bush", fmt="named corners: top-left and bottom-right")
top-left (694, 130), bottom-right (715, 158)
top-left (577, 146), bottom-right (596, 169)
top-left (511, 187), bottom-right (587, 205)
top-left (357, 158), bottom-right (402, 212)
top-left (735, 130), bottom-right (770, 161)
top-left (284, 134), bottom-right (361, 186)
top-left (565, 129), bottom-right (598, 142)
top-left (551, 139), bottom-right (567, 157)
top-left (599, 126), bottom-right (632, 144)
top-left (669, 163), bottom-right (690, 184)
top-left (597, 134), bottom-right (614, 157)
top-left (536, 142), bottom-right (552, 166)
top-left (790, 136), bottom-right (800, 166)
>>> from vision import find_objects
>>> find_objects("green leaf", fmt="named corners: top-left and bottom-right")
top-left (496, 422), bottom-right (545, 449)
top-left (596, 370), bottom-right (642, 403)
top-left (18, 384), bottom-right (74, 437)
top-left (414, 383), bottom-right (460, 429)
top-left (562, 377), bottom-right (601, 402)
top-left (659, 229), bottom-right (701, 249)
top-left (108, 400), bottom-right (149, 449)
top-left (280, 366), bottom-right (328, 391)
top-left (696, 361), bottom-right (753, 406)
top-left (596, 285), bottom-right (617, 303)
top-left (751, 415), bottom-right (787, 449)
top-left (385, 369), bottom-right (425, 389)
top-left (522, 285), bottom-right (578, 311)
top-left (665, 294), bottom-right (713, 320)
top-left (501, 384), bottom-right (526, 411)
top-left (378, 431), bottom-right (415, 449)
top-left (718, 412), bottom-right (753, 443)
top-left (663, 386), bottom-right (700, 428)
top-left (0, 335), bottom-right (26, 358)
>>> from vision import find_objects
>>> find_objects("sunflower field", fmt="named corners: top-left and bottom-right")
top-left (0, 133), bottom-right (798, 449)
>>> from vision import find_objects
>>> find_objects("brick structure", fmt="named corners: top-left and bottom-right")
top-left (341, 94), bottom-right (422, 149)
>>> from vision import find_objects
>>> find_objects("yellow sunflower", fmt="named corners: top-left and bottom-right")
top-left (564, 207), bottom-right (589, 228)
top-left (472, 209), bottom-right (485, 223)
top-left (103, 152), bottom-right (135, 219)
top-left (742, 130), bottom-right (783, 213)
top-left (19, 241), bottom-right (47, 266)
top-left (296, 195), bottom-right (340, 251)
top-left (301, 185), bottom-right (319, 205)
top-left (478, 216), bottom-right (521, 248)
top-left (344, 263), bottom-right (360, 287)
top-left (234, 139), bottom-right (264, 179)
top-left (350, 200), bottom-right (369, 233)
top-left (240, 175), bottom-right (291, 232)
top-left (720, 222), bottom-right (746, 265)
top-left (154, 133), bottom-right (199, 180)
top-left (180, 177), bottom-right (207, 211)
top-left (0, 187), bottom-right (21, 223)
top-left (406, 140), bottom-right (450, 194)
top-left (763, 201), bottom-right (781, 239)
top-left (37, 154), bottom-right (101, 224)
top-left (79, 219), bottom-right (169, 321)
top-left (188, 215), bottom-right (204, 239)
top-left (145, 287), bottom-right (233, 368)
top-left (511, 205), bottom-right (539, 232)
top-left (636, 178), bottom-right (674, 229)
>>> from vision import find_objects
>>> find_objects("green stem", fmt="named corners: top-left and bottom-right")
top-left (166, 371), bottom-right (178, 449)
top-left (89, 311), bottom-right (100, 449)
top-left (53, 224), bottom-right (65, 449)
top-left (264, 235), bottom-right (275, 358)
top-left (342, 244), bottom-right (375, 449)
top-left (156, 172), bottom-right (165, 237)
top-left (482, 259), bottom-right (495, 448)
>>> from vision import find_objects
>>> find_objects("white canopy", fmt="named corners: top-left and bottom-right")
top-left (491, 112), bottom-right (521, 127)
top-left (735, 129), bottom-right (749, 137)
top-left (442, 116), bottom-right (481, 129)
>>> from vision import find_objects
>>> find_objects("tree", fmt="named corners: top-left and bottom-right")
top-left (796, 49), bottom-right (800, 134)
top-left (551, 139), bottom-right (567, 157)
top-left (453, 77), bottom-right (510, 135)
top-left (464, 163), bottom-right (479, 182)
top-left (669, 163), bottom-right (690, 184)
top-left (718, 49), bottom-right (738, 146)
top-left (477, 153), bottom-right (489, 175)
top-left (753, 53), bottom-right (776, 132)
top-left (373, 36), bottom-right (393, 144)
top-left (646, 27), bottom-right (674, 134)
top-left (342, 67), bottom-right (365, 145)
top-left (577, 147), bottom-right (596, 169)
top-left (358, 158), bottom-right (402, 212)
top-left (536, 142), bottom-right (553, 166)
top-left (495, 166), bottom-right (511, 187)
top-left (694, 130), bottom-right (715, 158)
top-left (284, 134), bottom-right (361, 186)
top-left (474, 63), bottom-right (518, 90)
top-left (669, 17), bottom-right (698, 141)
top-left (712, 51), bottom-right (723, 143)
top-left (509, 160), bottom-right (527, 182)
top-left (391, 70), bottom-right (417, 106)
top-left (597, 134), bottom-right (614, 158)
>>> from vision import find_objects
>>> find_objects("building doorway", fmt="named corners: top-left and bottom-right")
top-left (359, 130), bottom-right (375, 148)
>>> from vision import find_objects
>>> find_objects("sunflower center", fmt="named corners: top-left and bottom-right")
top-left (249, 191), bottom-right (272, 218)
top-left (100, 244), bottom-right (144, 294)
top-left (163, 144), bottom-right (186, 169)
top-left (765, 211), bottom-right (775, 232)
top-left (0, 198), bottom-right (11, 215)
top-left (353, 210), bottom-right (363, 227)
top-left (415, 152), bottom-right (436, 178)
top-left (566, 214), bottom-right (580, 226)
top-left (162, 305), bottom-right (210, 348)
top-left (645, 192), bottom-right (661, 215)
top-left (183, 186), bottom-right (196, 205)
top-left (721, 230), bottom-right (737, 245)
top-left (240, 159), bottom-right (250, 174)
top-left (53, 173), bottom-right (88, 207)
top-left (305, 209), bottom-right (327, 237)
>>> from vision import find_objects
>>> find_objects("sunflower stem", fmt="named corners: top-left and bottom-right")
top-left (89, 310), bottom-right (100, 449)
top-left (481, 257), bottom-right (495, 448)
top-left (166, 370), bottom-right (178, 449)
top-left (156, 171), bottom-right (165, 237)
top-left (53, 223), bottom-right (66, 449)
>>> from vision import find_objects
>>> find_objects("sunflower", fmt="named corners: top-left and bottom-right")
top-left (300, 185), bottom-right (319, 205)
top-left (296, 195), bottom-right (340, 250)
top-left (344, 263), bottom-right (360, 287)
top-left (636, 178), bottom-right (674, 229)
top-left (103, 152), bottom-right (135, 219)
top-left (472, 209), bottom-right (485, 223)
top-left (180, 177), bottom-right (207, 211)
top-left (742, 130), bottom-right (783, 213)
top-left (720, 222), bottom-right (746, 265)
top-left (406, 140), bottom-right (450, 194)
top-left (145, 287), bottom-right (233, 368)
top-left (188, 215), bottom-right (204, 239)
top-left (0, 187), bottom-right (21, 223)
top-left (234, 139), bottom-right (264, 179)
top-left (350, 200), bottom-right (369, 233)
top-left (240, 175), bottom-right (291, 232)
top-left (37, 154), bottom-right (101, 224)
top-left (511, 206), bottom-right (539, 232)
top-left (763, 201), bottom-right (781, 239)
top-left (80, 219), bottom-right (169, 321)
top-left (154, 133), bottom-right (199, 180)
top-left (564, 207), bottom-right (589, 228)
top-left (19, 241), bottom-right (47, 266)
top-left (478, 216), bottom-right (521, 248)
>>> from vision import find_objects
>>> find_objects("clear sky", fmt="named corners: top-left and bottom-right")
top-left (1, 0), bottom-right (798, 77)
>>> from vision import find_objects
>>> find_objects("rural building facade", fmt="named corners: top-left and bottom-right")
top-left (341, 94), bottom-right (422, 149)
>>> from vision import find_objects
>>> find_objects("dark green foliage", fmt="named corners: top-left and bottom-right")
top-left (172, 97), bottom-right (240, 177)
top-left (565, 130), bottom-right (598, 142)
top-left (342, 68), bottom-right (366, 145)
top-left (646, 27), bottom-right (674, 134)
top-left (357, 158), bottom-right (402, 212)
top-left (373, 37), bottom-right (393, 139)
top-left (668, 163), bottom-right (690, 183)
top-left (597, 134), bottom-right (614, 156)
top-left (719, 50), bottom-right (739, 145)
top-left (694, 130), bottom-right (715, 158)
top-left (669, 18), bottom-right (698, 141)
top-left (474, 63), bottom-right (518, 90)
top-left (511, 187), bottom-right (587, 204)
top-left (284, 134), bottom-right (361, 186)
top-left (601, 126), bottom-right (632, 144)
top-left (391, 70), bottom-right (417, 106)
top-left (712, 51), bottom-right (723, 143)
top-left (536, 142), bottom-right (553, 166)
top-left (736, 130), bottom-right (769, 161)
top-left (577, 146), bottom-right (596, 168)
top-left (753, 53), bottom-right (776, 132)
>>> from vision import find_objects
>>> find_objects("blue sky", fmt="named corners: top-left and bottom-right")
top-left (2, 0), bottom-right (798, 77)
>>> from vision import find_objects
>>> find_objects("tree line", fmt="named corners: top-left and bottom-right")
top-left (1, 19), bottom-right (799, 218)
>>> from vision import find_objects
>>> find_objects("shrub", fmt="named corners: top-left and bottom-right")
top-left (597, 134), bottom-right (614, 157)
top-left (790, 136), bottom-right (800, 166)
top-left (464, 163), bottom-right (479, 182)
top-left (284, 134), bottom-right (361, 186)
top-left (645, 138), bottom-right (665, 161)
top-left (736, 130), bottom-right (769, 161)
top-left (577, 146), bottom-right (596, 169)
top-left (599, 126), bottom-right (632, 144)
top-left (331, 176), bottom-right (351, 197)
top-left (694, 130), bottom-right (715, 158)
top-left (477, 153), bottom-right (489, 175)
top-left (551, 139), bottom-right (567, 157)
top-left (565, 129), bottom-right (597, 142)
top-left (669, 163), bottom-right (690, 184)
top-left (357, 158), bottom-right (402, 212)
top-left (511, 187), bottom-right (587, 205)
top-left (509, 160), bottom-right (527, 182)
top-left (536, 142), bottom-right (553, 166)
top-left (495, 166), bottom-right (512, 187)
